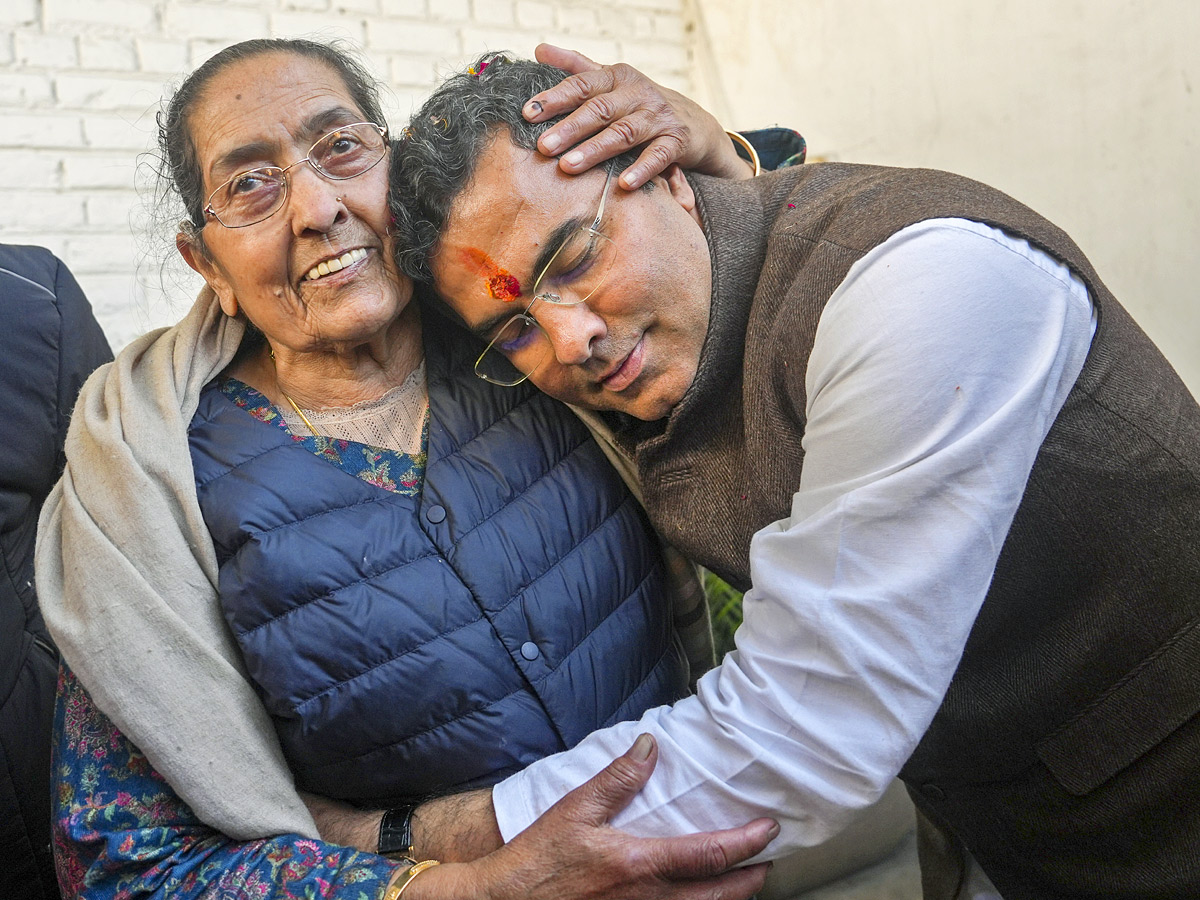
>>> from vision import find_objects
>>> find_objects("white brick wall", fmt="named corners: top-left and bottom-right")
top-left (0, 0), bottom-right (694, 350)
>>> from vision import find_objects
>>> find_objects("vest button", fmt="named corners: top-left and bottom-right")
top-left (923, 784), bottom-right (946, 802)
top-left (520, 641), bottom-right (540, 660)
top-left (425, 505), bottom-right (446, 524)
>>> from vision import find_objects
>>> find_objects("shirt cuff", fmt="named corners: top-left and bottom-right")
top-left (492, 770), bottom-right (539, 842)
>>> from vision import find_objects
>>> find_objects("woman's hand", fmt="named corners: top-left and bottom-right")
top-left (527, 44), bottom-right (754, 190)
top-left (407, 735), bottom-right (777, 900)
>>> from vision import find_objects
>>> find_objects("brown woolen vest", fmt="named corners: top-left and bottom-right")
top-left (623, 164), bottom-right (1200, 899)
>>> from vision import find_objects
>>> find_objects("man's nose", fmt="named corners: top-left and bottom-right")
top-left (536, 301), bottom-right (606, 366)
top-left (287, 163), bottom-right (346, 234)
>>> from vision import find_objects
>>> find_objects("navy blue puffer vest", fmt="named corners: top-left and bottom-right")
top-left (189, 308), bottom-right (688, 805)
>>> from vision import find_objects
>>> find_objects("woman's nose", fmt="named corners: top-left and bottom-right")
top-left (287, 165), bottom-right (346, 234)
top-left (537, 301), bottom-right (606, 366)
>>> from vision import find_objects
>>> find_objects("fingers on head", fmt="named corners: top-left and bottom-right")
top-left (574, 116), bottom-right (639, 160)
top-left (559, 68), bottom-right (618, 107)
top-left (642, 137), bottom-right (684, 168)
top-left (546, 101), bottom-right (633, 163)
top-left (580, 92), bottom-right (620, 128)
top-left (621, 138), bottom-right (685, 188)
top-left (608, 62), bottom-right (639, 86)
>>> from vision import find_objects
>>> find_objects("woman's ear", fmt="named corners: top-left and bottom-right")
top-left (177, 231), bottom-right (238, 317)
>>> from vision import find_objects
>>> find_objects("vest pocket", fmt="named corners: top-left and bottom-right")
top-left (1036, 616), bottom-right (1200, 795)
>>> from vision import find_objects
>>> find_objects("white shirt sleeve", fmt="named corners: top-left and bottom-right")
top-left (492, 218), bottom-right (1096, 856)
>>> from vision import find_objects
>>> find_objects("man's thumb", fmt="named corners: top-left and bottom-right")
top-left (563, 733), bottom-right (658, 826)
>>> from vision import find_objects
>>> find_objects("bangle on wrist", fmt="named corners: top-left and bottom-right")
top-left (724, 129), bottom-right (761, 177)
top-left (384, 859), bottom-right (442, 900)
top-left (378, 805), bottom-right (417, 862)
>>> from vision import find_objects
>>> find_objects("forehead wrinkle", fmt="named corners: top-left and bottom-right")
top-left (203, 100), bottom-right (365, 186)
top-left (300, 105), bottom-right (368, 143)
top-left (193, 53), bottom-right (360, 170)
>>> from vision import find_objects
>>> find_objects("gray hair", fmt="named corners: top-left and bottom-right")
top-left (389, 53), bottom-right (636, 283)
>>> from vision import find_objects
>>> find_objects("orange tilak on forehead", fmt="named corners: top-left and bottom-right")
top-left (459, 247), bottom-right (522, 303)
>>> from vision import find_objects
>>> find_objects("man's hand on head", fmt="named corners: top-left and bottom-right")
top-left (527, 44), bottom-right (754, 190)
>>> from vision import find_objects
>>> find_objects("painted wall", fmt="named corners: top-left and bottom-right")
top-left (0, 0), bottom-right (688, 349)
top-left (689, 0), bottom-right (1200, 393)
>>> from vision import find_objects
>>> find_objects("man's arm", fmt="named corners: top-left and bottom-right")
top-left (285, 738), bottom-right (780, 900)
top-left (477, 218), bottom-right (1096, 857)
top-left (304, 788), bottom-right (504, 863)
top-left (65, 657), bottom-right (774, 900)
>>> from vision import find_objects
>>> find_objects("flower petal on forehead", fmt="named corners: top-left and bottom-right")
top-left (488, 272), bottom-right (521, 303)
top-left (459, 247), bottom-right (524, 303)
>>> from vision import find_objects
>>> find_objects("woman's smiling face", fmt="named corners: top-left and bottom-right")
top-left (179, 52), bottom-right (410, 353)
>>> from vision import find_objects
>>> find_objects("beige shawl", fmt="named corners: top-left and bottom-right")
top-left (35, 289), bottom-right (318, 840)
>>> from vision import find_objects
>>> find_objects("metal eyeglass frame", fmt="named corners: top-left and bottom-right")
top-left (201, 122), bottom-right (388, 228)
top-left (474, 166), bottom-right (617, 387)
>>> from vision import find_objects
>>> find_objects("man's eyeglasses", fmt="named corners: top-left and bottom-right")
top-left (202, 122), bottom-right (388, 228)
top-left (475, 167), bottom-right (618, 387)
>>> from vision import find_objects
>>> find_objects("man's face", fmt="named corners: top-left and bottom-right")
top-left (431, 136), bottom-right (712, 421)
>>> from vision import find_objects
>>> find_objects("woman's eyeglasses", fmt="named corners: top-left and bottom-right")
top-left (202, 122), bottom-right (388, 228)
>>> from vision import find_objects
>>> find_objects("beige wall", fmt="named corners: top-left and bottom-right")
top-left (689, 0), bottom-right (1200, 394)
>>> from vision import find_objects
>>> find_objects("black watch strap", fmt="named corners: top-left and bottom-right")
top-left (377, 805), bottom-right (416, 860)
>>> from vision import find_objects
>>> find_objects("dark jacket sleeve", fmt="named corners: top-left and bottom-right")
top-left (0, 243), bottom-right (113, 900)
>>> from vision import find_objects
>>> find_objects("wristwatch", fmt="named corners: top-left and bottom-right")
top-left (377, 805), bottom-right (417, 861)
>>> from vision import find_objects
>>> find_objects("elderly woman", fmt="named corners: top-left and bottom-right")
top-left (36, 38), bottom-right (791, 900)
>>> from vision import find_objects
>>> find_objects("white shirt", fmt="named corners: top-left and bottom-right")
top-left (492, 218), bottom-right (1096, 894)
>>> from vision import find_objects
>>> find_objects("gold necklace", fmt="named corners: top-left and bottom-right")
top-left (269, 348), bottom-right (320, 437)
top-left (281, 392), bottom-right (320, 437)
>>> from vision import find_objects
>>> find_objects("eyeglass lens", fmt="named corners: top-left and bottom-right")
top-left (205, 123), bottom-right (386, 228)
top-left (476, 315), bottom-right (544, 384)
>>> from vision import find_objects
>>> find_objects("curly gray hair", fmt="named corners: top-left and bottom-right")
top-left (389, 53), bottom-right (637, 283)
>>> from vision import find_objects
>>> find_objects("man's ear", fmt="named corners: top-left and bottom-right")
top-left (662, 164), bottom-right (697, 214)
top-left (177, 231), bottom-right (237, 317)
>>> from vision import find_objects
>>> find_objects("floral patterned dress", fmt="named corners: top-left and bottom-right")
top-left (53, 669), bottom-right (400, 899)
top-left (52, 380), bottom-right (430, 899)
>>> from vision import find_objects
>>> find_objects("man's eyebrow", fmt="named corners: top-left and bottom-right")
top-left (530, 215), bottom-right (589, 289)
top-left (463, 204), bottom-right (595, 340)
top-left (207, 106), bottom-right (365, 183)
